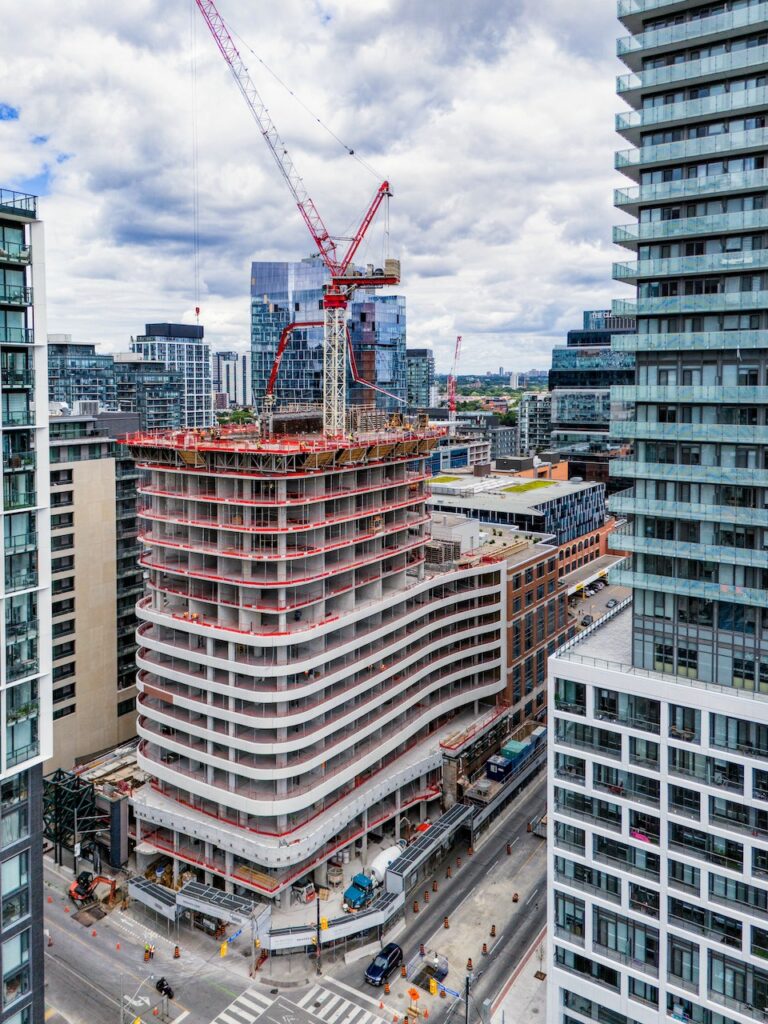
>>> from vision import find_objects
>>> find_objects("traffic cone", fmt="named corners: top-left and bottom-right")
top-left (432, 880), bottom-right (438, 893)
top-left (47, 896), bottom-right (53, 903)
top-left (466, 958), bottom-right (473, 972)
top-left (424, 890), bottom-right (429, 904)
top-left (424, 1011), bottom-right (429, 1020)
top-left (379, 1002), bottom-right (384, 1010)
top-left (401, 964), bottom-right (407, 978)
top-left (456, 857), bottom-right (461, 868)
top-left (91, 930), bottom-right (97, 938)
top-left (444, 916), bottom-right (449, 929)
top-left (116, 943), bottom-right (121, 951)
top-left (384, 983), bottom-right (391, 995)
top-left (419, 943), bottom-right (425, 956)
top-left (482, 943), bottom-right (488, 956)
top-left (144, 949), bottom-right (150, 962)
top-left (64, 906), bottom-right (70, 914)
top-left (446, 866), bottom-right (452, 879)
top-left (173, 945), bottom-right (180, 959)
top-left (468, 846), bottom-right (474, 856)
top-left (490, 924), bottom-right (496, 938)
top-left (413, 900), bottom-right (419, 914)
top-left (506, 842), bottom-right (512, 855)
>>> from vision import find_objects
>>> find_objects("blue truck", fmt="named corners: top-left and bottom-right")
top-left (343, 873), bottom-right (376, 912)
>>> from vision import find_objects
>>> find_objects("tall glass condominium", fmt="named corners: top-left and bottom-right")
top-left (547, 4), bottom-right (768, 1024)
top-left (0, 188), bottom-right (51, 1024)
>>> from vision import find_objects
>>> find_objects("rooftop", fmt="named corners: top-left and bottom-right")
top-left (123, 421), bottom-right (446, 457)
top-left (0, 187), bottom-right (37, 219)
top-left (428, 475), bottom-right (602, 520)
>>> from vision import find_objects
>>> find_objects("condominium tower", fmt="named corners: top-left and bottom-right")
top-left (131, 323), bottom-right (212, 429)
top-left (548, 5), bottom-right (768, 1024)
top-left (127, 420), bottom-right (507, 902)
top-left (0, 187), bottom-right (51, 1024)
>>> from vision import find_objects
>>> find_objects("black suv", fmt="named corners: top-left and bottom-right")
top-left (364, 943), bottom-right (403, 986)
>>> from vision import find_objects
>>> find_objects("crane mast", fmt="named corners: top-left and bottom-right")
top-left (194, 0), bottom-right (397, 436)
top-left (448, 334), bottom-right (462, 416)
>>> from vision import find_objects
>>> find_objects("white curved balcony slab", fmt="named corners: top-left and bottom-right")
top-left (137, 632), bottom-right (501, 755)
top-left (137, 676), bottom-right (502, 817)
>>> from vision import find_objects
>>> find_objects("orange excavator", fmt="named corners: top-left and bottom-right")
top-left (69, 871), bottom-right (116, 904)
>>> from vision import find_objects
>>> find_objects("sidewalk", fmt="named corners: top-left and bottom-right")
top-left (491, 927), bottom-right (547, 1024)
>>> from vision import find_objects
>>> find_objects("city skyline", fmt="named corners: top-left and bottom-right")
top-left (0, 1), bottom-right (624, 375)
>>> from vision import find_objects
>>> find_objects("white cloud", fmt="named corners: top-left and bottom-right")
top-left (0, 0), bottom-right (626, 372)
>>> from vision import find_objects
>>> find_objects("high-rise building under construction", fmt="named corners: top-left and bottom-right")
top-left (127, 418), bottom-right (509, 901)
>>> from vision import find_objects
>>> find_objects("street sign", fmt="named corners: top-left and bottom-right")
top-left (227, 928), bottom-right (243, 943)
top-left (439, 985), bottom-right (461, 999)
top-left (73, 842), bottom-right (81, 857)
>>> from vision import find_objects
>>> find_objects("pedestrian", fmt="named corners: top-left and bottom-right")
top-left (150, 943), bottom-right (155, 960)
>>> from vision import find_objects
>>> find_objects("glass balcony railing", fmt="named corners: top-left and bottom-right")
top-left (612, 567), bottom-right (767, 609)
top-left (1, 408), bottom-right (33, 428)
top-left (2, 450), bottom-right (34, 472)
top-left (3, 532), bottom-right (37, 553)
top-left (611, 457), bottom-right (768, 486)
top-left (614, 209), bottom-right (768, 248)
top-left (633, 291), bottom-right (768, 316)
top-left (611, 420), bottom-right (768, 444)
top-left (617, 4), bottom-right (768, 59)
top-left (0, 189), bottom-right (36, 219)
top-left (616, 167), bottom-right (767, 208)
top-left (615, 250), bottom-right (768, 282)
top-left (617, 88), bottom-right (768, 136)
top-left (617, 532), bottom-right (768, 570)
top-left (5, 571), bottom-right (38, 592)
top-left (0, 327), bottom-right (33, 345)
top-left (1, 369), bottom-right (33, 388)
top-left (6, 658), bottom-right (39, 683)
top-left (611, 492), bottom-right (768, 527)
top-left (3, 489), bottom-right (36, 511)
top-left (611, 329), bottom-right (768, 352)
top-left (0, 241), bottom-right (31, 266)
top-left (0, 286), bottom-right (32, 307)
top-left (613, 299), bottom-right (637, 316)
top-left (617, 45), bottom-right (768, 95)
top-left (616, 127), bottom-right (768, 172)
top-left (612, 384), bottom-right (768, 402)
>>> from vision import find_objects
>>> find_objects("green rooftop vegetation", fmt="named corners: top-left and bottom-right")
top-left (503, 479), bottom-right (556, 494)
top-left (430, 475), bottom-right (461, 483)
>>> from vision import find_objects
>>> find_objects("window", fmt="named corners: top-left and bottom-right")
top-left (2, 929), bottom-right (30, 1008)
top-left (118, 697), bottom-right (136, 717)
top-left (52, 706), bottom-right (75, 721)
top-left (677, 647), bottom-right (698, 678)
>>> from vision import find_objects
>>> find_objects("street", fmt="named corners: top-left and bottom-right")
top-left (44, 776), bottom-right (547, 1024)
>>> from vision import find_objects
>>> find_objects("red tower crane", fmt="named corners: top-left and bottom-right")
top-left (447, 334), bottom-right (462, 416)
top-left (195, 1), bottom-right (399, 435)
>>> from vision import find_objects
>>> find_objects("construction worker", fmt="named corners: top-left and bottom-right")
top-left (149, 943), bottom-right (155, 960)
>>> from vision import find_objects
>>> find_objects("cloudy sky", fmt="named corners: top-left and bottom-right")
top-left (0, 0), bottom-right (628, 374)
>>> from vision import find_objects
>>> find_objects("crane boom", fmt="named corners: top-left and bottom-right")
top-left (195, 0), bottom-right (339, 272)
top-left (195, 0), bottom-right (398, 436)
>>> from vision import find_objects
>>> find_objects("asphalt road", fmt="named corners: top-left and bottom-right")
top-left (43, 881), bottom-right (250, 1024)
top-left (328, 776), bottom-right (547, 1009)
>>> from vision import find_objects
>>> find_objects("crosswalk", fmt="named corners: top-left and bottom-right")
top-left (297, 984), bottom-right (387, 1024)
top-left (210, 986), bottom-right (274, 1024)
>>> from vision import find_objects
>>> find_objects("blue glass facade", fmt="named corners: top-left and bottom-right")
top-left (250, 260), bottom-right (406, 412)
top-left (48, 341), bottom-right (117, 409)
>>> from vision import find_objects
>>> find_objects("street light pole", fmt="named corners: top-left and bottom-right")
top-left (316, 895), bottom-right (322, 975)
top-left (465, 974), bottom-right (470, 1024)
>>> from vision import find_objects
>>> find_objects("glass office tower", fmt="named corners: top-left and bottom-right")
top-left (548, 4), bottom-right (768, 1024)
top-left (0, 187), bottom-right (51, 1024)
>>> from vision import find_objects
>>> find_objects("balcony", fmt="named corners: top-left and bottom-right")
top-left (617, 46), bottom-right (768, 100)
top-left (611, 420), bottom-right (768, 445)
top-left (3, 532), bottom-right (37, 554)
top-left (612, 329), bottom-right (768, 353)
top-left (614, 384), bottom-right (768, 403)
top-left (616, 166), bottom-right (768, 213)
top-left (615, 250), bottom-right (768, 284)
top-left (616, 532), bottom-right (768, 571)
top-left (616, 4), bottom-right (768, 70)
top-left (0, 285), bottom-right (32, 307)
top-left (612, 567), bottom-right (767, 609)
top-left (1, 368), bottom-right (33, 389)
top-left (616, 89), bottom-right (768, 144)
top-left (616, 126), bottom-right (768, 179)
top-left (614, 209), bottom-right (768, 250)
top-left (2, 451), bottom-right (34, 473)
top-left (5, 571), bottom-right (38, 593)
top-left (0, 241), bottom-right (30, 266)
top-left (3, 490), bottom-right (36, 512)
top-left (0, 327), bottom-right (33, 345)
top-left (611, 457), bottom-right (768, 487)
top-left (592, 942), bottom-right (658, 979)
top-left (0, 189), bottom-right (36, 219)
top-left (1, 408), bottom-right (33, 428)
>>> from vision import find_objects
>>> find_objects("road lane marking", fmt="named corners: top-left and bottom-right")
top-left (525, 887), bottom-right (539, 906)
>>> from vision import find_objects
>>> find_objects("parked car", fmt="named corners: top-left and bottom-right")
top-left (365, 943), bottom-right (403, 986)
top-left (581, 615), bottom-right (594, 626)
top-left (606, 598), bottom-right (618, 609)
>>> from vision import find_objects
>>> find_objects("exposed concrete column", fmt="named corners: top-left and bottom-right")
top-left (394, 790), bottom-right (402, 840)
top-left (360, 808), bottom-right (369, 861)
top-left (224, 851), bottom-right (234, 892)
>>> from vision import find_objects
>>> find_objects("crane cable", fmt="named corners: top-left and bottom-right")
top-left (190, 0), bottom-right (202, 316)
top-left (227, 23), bottom-right (385, 183)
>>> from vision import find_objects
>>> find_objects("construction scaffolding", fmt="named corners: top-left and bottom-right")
top-left (43, 769), bottom-right (106, 871)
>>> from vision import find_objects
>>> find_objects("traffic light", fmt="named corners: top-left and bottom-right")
top-left (255, 938), bottom-right (261, 949)
top-left (311, 935), bottom-right (318, 945)
top-left (320, 917), bottom-right (329, 931)
top-left (429, 979), bottom-right (438, 996)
